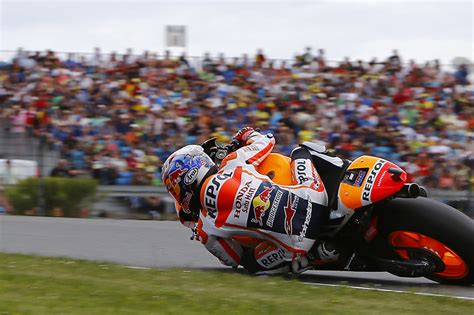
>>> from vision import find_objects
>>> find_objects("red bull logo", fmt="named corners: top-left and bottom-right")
top-left (165, 166), bottom-right (187, 199)
top-left (251, 186), bottom-right (274, 226)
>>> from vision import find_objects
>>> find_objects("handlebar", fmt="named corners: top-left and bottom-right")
top-left (224, 139), bottom-right (241, 153)
top-left (201, 128), bottom-right (260, 166)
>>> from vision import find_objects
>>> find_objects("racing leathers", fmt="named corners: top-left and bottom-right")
top-left (195, 130), bottom-right (330, 274)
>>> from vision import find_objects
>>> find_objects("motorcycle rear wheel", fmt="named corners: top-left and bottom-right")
top-left (375, 197), bottom-right (474, 286)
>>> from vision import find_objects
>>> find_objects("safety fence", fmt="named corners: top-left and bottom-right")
top-left (97, 185), bottom-right (471, 200)
top-left (1, 183), bottom-right (471, 218)
top-left (94, 185), bottom-right (473, 217)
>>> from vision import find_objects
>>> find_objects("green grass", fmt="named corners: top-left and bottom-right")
top-left (0, 253), bottom-right (472, 315)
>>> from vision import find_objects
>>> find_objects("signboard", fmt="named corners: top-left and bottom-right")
top-left (165, 25), bottom-right (187, 48)
top-left (0, 159), bottom-right (37, 187)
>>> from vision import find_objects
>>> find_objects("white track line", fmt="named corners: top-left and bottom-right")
top-left (306, 282), bottom-right (474, 301)
top-left (124, 265), bottom-right (151, 270)
top-left (122, 265), bottom-right (473, 301)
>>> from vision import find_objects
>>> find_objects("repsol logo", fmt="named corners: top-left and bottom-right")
top-left (362, 160), bottom-right (386, 202)
top-left (260, 248), bottom-right (286, 267)
top-left (204, 174), bottom-right (230, 219)
top-left (234, 181), bottom-right (256, 219)
top-left (296, 160), bottom-right (308, 183)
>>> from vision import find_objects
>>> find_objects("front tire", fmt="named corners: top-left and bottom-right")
top-left (374, 197), bottom-right (474, 285)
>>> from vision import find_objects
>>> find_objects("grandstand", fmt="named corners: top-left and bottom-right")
top-left (0, 48), bottom-right (472, 215)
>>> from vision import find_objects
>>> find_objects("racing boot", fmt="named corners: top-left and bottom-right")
top-left (307, 241), bottom-right (341, 267)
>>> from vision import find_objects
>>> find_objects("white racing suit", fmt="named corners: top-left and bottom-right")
top-left (195, 131), bottom-right (330, 273)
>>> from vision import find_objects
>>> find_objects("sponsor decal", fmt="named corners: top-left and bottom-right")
top-left (310, 165), bottom-right (324, 192)
top-left (251, 186), bottom-right (275, 226)
top-left (342, 168), bottom-right (367, 187)
top-left (184, 167), bottom-right (199, 185)
top-left (259, 248), bottom-right (286, 268)
top-left (362, 160), bottom-right (386, 202)
top-left (291, 195), bottom-right (300, 208)
top-left (296, 160), bottom-right (324, 192)
top-left (377, 170), bottom-right (387, 187)
top-left (283, 194), bottom-right (296, 235)
top-left (204, 174), bottom-right (230, 219)
top-left (298, 200), bottom-right (312, 242)
top-left (165, 164), bottom-right (188, 199)
top-left (354, 170), bottom-right (367, 187)
top-left (342, 168), bottom-right (369, 187)
top-left (296, 160), bottom-right (309, 183)
top-left (167, 165), bottom-right (187, 187)
top-left (310, 177), bottom-right (324, 193)
top-left (234, 180), bottom-right (256, 219)
top-left (266, 190), bottom-right (283, 228)
top-left (314, 174), bottom-right (324, 192)
top-left (243, 144), bottom-right (259, 152)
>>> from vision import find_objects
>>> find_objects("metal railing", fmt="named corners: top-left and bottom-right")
top-left (96, 185), bottom-right (471, 200)
top-left (94, 185), bottom-right (472, 217)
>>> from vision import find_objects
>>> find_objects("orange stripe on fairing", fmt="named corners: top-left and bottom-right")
top-left (247, 142), bottom-right (273, 164)
top-left (217, 238), bottom-right (241, 264)
top-left (215, 167), bottom-right (242, 228)
top-left (223, 223), bottom-right (306, 254)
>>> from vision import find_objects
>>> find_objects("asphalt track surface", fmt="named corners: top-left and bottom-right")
top-left (1, 215), bottom-right (472, 300)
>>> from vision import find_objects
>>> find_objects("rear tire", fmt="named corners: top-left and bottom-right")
top-left (374, 197), bottom-right (474, 285)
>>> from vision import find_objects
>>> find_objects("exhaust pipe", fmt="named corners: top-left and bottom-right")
top-left (395, 183), bottom-right (421, 198)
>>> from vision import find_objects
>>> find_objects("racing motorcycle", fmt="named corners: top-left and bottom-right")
top-left (201, 138), bottom-right (474, 286)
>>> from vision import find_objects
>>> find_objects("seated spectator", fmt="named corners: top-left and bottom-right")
top-left (0, 46), bottom-right (471, 191)
top-left (50, 159), bottom-right (74, 178)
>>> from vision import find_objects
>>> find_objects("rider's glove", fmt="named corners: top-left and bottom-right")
top-left (233, 127), bottom-right (256, 145)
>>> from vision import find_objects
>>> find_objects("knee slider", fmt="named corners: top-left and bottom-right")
top-left (240, 241), bottom-right (287, 274)
top-left (254, 241), bottom-right (287, 270)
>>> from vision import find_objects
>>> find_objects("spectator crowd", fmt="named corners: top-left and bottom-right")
top-left (0, 47), bottom-right (472, 191)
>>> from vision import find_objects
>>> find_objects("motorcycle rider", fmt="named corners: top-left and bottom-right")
top-left (162, 127), bottom-right (339, 274)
